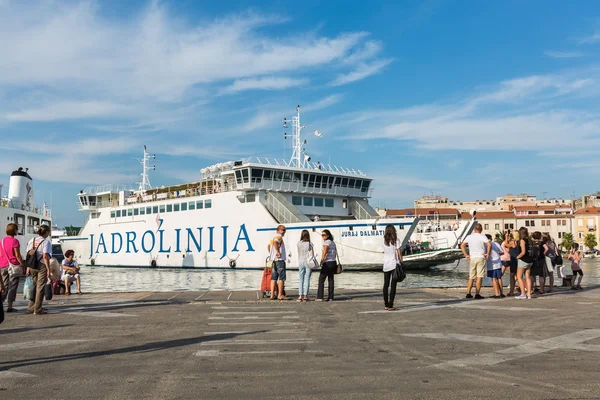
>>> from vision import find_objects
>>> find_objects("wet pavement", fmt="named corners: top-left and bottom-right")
top-left (1, 284), bottom-right (600, 399)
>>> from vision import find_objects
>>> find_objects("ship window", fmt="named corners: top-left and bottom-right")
top-left (181, 202), bottom-right (188, 211)
top-left (242, 169), bottom-right (249, 183)
top-left (361, 181), bottom-right (369, 193)
top-left (174, 203), bottom-right (180, 212)
top-left (134, 208), bottom-right (139, 216)
top-left (303, 197), bottom-right (313, 206)
top-left (140, 208), bottom-right (145, 215)
top-left (273, 170), bottom-right (283, 182)
top-left (314, 175), bottom-right (322, 188)
top-left (197, 200), bottom-right (204, 209)
top-left (111, 211), bottom-right (116, 218)
top-left (314, 198), bottom-right (324, 207)
top-left (116, 210), bottom-right (121, 217)
top-left (327, 176), bottom-right (334, 189)
top-left (308, 174), bottom-right (316, 188)
top-left (235, 170), bottom-right (242, 184)
top-left (91, 212), bottom-right (99, 219)
top-left (293, 173), bottom-right (302, 183)
top-left (246, 193), bottom-right (256, 203)
top-left (264, 170), bottom-right (273, 180)
top-left (205, 199), bottom-right (212, 209)
top-left (89, 196), bottom-right (97, 206)
top-left (302, 173), bottom-right (308, 187)
top-left (126, 208), bottom-right (132, 216)
top-left (189, 201), bottom-right (195, 210)
top-left (334, 177), bottom-right (341, 187)
top-left (159, 205), bottom-right (165, 213)
top-left (348, 179), bottom-right (355, 188)
top-left (251, 168), bottom-right (263, 183)
top-left (342, 199), bottom-right (348, 209)
top-left (354, 179), bottom-right (361, 189)
top-left (292, 196), bottom-right (302, 206)
top-left (283, 172), bottom-right (293, 182)
top-left (341, 178), bottom-right (348, 187)
top-left (146, 207), bottom-right (152, 215)
top-left (325, 198), bottom-right (334, 208)
top-left (153, 206), bottom-right (159, 214)
top-left (167, 204), bottom-right (172, 212)
top-left (42, 219), bottom-right (51, 226)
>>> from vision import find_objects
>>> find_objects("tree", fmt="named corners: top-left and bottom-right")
top-left (584, 233), bottom-right (597, 251)
top-left (494, 230), bottom-right (507, 244)
top-left (561, 232), bottom-right (574, 251)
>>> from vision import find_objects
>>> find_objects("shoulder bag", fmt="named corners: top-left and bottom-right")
top-left (1, 238), bottom-right (24, 277)
top-left (392, 242), bottom-right (406, 282)
top-left (334, 248), bottom-right (343, 275)
top-left (307, 244), bottom-right (320, 270)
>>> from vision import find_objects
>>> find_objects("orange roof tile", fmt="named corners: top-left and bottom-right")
top-left (513, 205), bottom-right (563, 211)
top-left (574, 207), bottom-right (600, 215)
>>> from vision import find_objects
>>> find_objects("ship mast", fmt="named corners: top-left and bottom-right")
top-left (137, 146), bottom-right (156, 191)
top-left (283, 105), bottom-right (321, 168)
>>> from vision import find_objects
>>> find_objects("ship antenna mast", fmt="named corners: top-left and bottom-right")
top-left (137, 145), bottom-right (156, 191)
top-left (283, 105), bottom-right (322, 168)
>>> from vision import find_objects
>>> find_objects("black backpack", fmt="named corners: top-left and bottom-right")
top-left (25, 239), bottom-right (44, 270)
top-left (527, 239), bottom-right (542, 262)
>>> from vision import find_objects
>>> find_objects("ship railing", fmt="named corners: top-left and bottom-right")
top-left (241, 178), bottom-right (370, 197)
top-left (248, 157), bottom-right (367, 177)
top-left (0, 198), bottom-right (51, 217)
top-left (82, 184), bottom-right (134, 195)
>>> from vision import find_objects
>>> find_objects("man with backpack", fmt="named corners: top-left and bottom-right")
top-left (26, 225), bottom-right (52, 315)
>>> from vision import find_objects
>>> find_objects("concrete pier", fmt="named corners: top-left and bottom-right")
top-left (1, 285), bottom-right (600, 399)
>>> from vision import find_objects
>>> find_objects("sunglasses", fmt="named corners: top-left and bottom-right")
top-left (321, 234), bottom-right (327, 237)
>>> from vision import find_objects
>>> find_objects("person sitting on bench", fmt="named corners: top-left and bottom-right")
top-left (61, 250), bottom-right (82, 295)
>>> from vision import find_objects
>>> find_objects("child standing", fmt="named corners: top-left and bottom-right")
top-left (485, 234), bottom-right (504, 298)
top-left (569, 243), bottom-right (584, 290)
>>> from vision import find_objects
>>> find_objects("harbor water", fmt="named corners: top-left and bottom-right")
top-left (71, 258), bottom-right (600, 293)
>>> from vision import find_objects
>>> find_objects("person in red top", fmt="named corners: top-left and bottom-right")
top-left (0, 223), bottom-right (25, 313)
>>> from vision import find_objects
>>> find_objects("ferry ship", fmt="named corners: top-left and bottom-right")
top-left (1, 168), bottom-right (52, 256)
top-left (62, 106), bottom-right (474, 270)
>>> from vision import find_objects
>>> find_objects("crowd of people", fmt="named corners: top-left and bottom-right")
top-left (1, 224), bottom-right (82, 323)
top-left (265, 223), bottom-right (404, 310)
top-left (264, 222), bottom-right (585, 311)
top-left (461, 223), bottom-right (583, 300)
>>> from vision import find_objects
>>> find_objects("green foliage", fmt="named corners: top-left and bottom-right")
top-left (494, 230), bottom-right (507, 244)
top-left (584, 233), bottom-right (597, 251)
top-left (561, 232), bottom-right (574, 251)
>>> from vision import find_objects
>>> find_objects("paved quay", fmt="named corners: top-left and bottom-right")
top-left (2, 285), bottom-right (600, 400)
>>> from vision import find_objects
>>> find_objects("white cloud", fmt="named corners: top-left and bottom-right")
top-left (330, 58), bottom-right (393, 86)
top-left (578, 33), bottom-right (600, 44)
top-left (339, 70), bottom-right (600, 151)
top-left (0, 1), bottom-right (384, 124)
top-left (4, 101), bottom-right (124, 122)
top-left (544, 51), bottom-right (585, 59)
top-left (220, 77), bottom-right (309, 95)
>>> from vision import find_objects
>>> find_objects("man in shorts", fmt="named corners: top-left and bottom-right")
top-left (460, 223), bottom-right (491, 299)
top-left (269, 225), bottom-right (289, 300)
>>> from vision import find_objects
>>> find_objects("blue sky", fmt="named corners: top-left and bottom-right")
top-left (1, 0), bottom-right (600, 226)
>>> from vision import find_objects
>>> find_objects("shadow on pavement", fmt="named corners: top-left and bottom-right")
top-left (0, 324), bottom-right (74, 335)
top-left (0, 330), bottom-right (267, 371)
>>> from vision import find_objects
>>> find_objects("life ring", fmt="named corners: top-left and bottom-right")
top-left (229, 259), bottom-right (237, 269)
top-left (151, 259), bottom-right (157, 268)
top-left (90, 258), bottom-right (96, 266)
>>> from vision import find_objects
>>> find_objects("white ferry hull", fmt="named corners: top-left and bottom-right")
top-left (62, 191), bottom-right (418, 270)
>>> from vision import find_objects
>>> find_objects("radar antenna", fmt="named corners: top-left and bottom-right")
top-left (137, 145), bottom-right (156, 191)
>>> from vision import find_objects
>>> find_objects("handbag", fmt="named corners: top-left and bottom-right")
top-left (307, 244), bottom-right (320, 270)
top-left (393, 243), bottom-right (406, 282)
top-left (1, 238), bottom-right (24, 277)
top-left (44, 280), bottom-right (53, 301)
top-left (335, 251), bottom-right (343, 275)
top-left (23, 276), bottom-right (34, 301)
